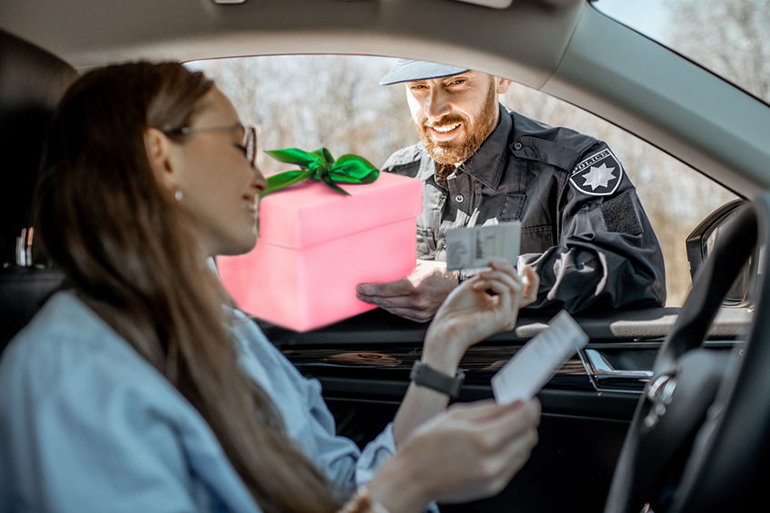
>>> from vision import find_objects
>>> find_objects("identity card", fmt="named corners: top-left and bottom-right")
top-left (446, 221), bottom-right (521, 271)
top-left (491, 311), bottom-right (589, 405)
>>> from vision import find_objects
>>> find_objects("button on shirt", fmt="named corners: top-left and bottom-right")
top-left (383, 105), bottom-right (666, 313)
top-left (0, 292), bottom-right (395, 512)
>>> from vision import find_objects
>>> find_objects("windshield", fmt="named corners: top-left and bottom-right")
top-left (594, 0), bottom-right (770, 103)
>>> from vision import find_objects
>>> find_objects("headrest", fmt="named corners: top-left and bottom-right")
top-left (0, 268), bottom-right (66, 351)
top-left (0, 30), bottom-right (77, 265)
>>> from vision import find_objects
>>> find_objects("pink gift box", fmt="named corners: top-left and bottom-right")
top-left (217, 172), bottom-right (422, 331)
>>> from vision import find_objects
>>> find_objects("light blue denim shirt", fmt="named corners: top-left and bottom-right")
top-left (0, 291), bottom-right (395, 512)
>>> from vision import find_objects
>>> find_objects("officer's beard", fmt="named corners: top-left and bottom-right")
top-left (415, 81), bottom-right (499, 169)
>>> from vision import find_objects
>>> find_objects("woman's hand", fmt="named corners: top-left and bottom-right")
top-left (367, 399), bottom-right (541, 513)
top-left (422, 263), bottom-right (538, 370)
top-left (390, 263), bottom-right (538, 449)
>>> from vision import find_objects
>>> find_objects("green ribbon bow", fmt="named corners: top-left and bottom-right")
top-left (261, 147), bottom-right (379, 197)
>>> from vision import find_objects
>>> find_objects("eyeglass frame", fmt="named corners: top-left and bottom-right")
top-left (162, 124), bottom-right (257, 168)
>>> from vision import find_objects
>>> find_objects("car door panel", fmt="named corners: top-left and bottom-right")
top-left (263, 306), bottom-right (749, 512)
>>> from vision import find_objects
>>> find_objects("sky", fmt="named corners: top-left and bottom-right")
top-left (593, 0), bottom-right (672, 41)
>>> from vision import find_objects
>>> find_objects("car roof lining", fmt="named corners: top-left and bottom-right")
top-left (1, 0), bottom-right (768, 197)
top-left (0, 0), bottom-right (583, 85)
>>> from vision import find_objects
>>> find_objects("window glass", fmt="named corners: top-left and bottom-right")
top-left (188, 56), bottom-right (409, 176)
top-left (188, 55), bottom-right (738, 307)
top-left (499, 82), bottom-right (738, 306)
top-left (594, 0), bottom-right (770, 104)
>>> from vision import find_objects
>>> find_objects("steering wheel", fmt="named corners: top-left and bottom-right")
top-left (603, 195), bottom-right (770, 513)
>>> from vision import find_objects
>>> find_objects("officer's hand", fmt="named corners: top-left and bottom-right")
top-left (356, 260), bottom-right (458, 322)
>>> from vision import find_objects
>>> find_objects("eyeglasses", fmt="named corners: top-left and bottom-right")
top-left (163, 124), bottom-right (257, 168)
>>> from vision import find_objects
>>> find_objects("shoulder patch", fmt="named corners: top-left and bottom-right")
top-left (569, 148), bottom-right (624, 196)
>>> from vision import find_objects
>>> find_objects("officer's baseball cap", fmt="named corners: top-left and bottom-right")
top-left (379, 59), bottom-right (471, 86)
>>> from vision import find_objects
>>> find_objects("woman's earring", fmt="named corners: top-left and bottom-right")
top-left (174, 189), bottom-right (184, 202)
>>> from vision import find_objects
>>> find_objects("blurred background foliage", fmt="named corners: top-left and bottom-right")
top-left (190, 0), bottom-right (769, 306)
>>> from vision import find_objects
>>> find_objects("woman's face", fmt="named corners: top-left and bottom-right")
top-left (169, 87), bottom-right (266, 257)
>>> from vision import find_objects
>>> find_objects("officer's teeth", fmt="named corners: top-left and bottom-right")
top-left (433, 124), bottom-right (460, 133)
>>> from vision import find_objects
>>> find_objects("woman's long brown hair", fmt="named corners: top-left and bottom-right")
top-left (35, 62), bottom-right (339, 513)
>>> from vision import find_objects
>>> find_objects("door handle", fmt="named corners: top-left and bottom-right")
top-left (582, 348), bottom-right (653, 393)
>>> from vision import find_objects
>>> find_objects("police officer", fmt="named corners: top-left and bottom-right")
top-left (357, 60), bottom-right (666, 322)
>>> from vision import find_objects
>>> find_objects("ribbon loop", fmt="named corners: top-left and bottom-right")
top-left (262, 147), bottom-right (380, 197)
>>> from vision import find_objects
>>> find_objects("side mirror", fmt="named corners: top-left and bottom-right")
top-left (686, 199), bottom-right (753, 306)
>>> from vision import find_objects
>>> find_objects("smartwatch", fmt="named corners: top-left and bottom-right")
top-left (410, 360), bottom-right (465, 399)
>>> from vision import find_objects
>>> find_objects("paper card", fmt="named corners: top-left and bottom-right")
top-left (446, 221), bottom-right (521, 271)
top-left (491, 311), bottom-right (589, 405)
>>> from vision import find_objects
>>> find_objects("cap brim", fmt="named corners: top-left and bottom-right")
top-left (379, 60), bottom-right (471, 86)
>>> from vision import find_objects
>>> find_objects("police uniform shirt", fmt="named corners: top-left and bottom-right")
top-left (383, 105), bottom-right (667, 313)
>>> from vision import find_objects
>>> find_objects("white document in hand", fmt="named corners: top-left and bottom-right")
top-left (492, 310), bottom-right (589, 405)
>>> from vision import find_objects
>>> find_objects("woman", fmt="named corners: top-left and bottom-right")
top-left (0, 62), bottom-right (540, 513)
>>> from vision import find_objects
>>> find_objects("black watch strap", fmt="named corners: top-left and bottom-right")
top-left (410, 360), bottom-right (465, 398)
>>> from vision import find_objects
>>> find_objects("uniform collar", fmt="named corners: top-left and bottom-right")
top-left (416, 103), bottom-right (512, 190)
top-left (459, 104), bottom-right (511, 190)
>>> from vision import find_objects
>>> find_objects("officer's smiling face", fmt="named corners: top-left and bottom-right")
top-left (406, 71), bottom-right (511, 166)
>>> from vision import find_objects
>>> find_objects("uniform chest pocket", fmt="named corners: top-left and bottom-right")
top-left (500, 193), bottom-right (527, 221)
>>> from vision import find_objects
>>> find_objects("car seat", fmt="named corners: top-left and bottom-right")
top-left (0, 29), bottom-right (77, 352)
